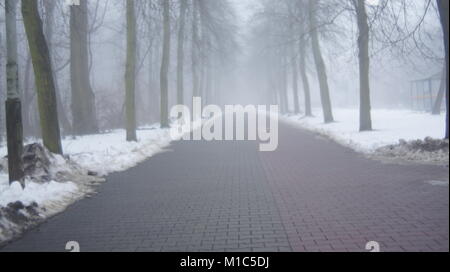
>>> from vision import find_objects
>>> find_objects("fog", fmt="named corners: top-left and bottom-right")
top-left (0, 0), bottom-right (447, 137)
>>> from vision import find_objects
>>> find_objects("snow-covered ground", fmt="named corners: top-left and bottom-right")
top-left (0, 125), bottom-right (174, 206)
top-left (0, 121), bottom-right (194, 243)
top-left (61, 124), bottom-right (174, 176)
top-left (283, 108), bottom-right (448, 163)
top-left (0, 178), bottom-right (78, 208)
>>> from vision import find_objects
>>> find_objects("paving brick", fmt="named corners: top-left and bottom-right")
top-left (1, 122), bottom-right (448, 252)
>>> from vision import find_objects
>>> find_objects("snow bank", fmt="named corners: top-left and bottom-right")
top-left (375, 137), bottom-right (449, 165)
top-left (0, 151), bottom-right (90, 243)
top-left (283, 108), bottom-right (448, 163)
top-left (62, 125), bottom-right (172, 176)
top-left (0, 179), bottom-right (77, 208)
top-left (62, 119), bottom-right (203, 176)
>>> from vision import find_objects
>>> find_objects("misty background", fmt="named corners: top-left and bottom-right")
top-left (0, 0), bottom-right (447, 139)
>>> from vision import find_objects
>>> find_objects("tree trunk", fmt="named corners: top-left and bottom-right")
top-left (192, 0), bottom-right (200, 98)
top-left (437, 0), bottom-right (449, 139)
top-left (44, 0), bottom-right (72, 135)
top-left (125, 0), bottom-right (137, 141)
top-left (22, 0), bottom-right (63, 154)
top-left (355, 0), bottom-right (372, 131)
top-left (308, 0), bottom-right (334, 123)
top-left (177, 0), bottom-right (188, 106)
top-left (147, 5), bottom-right (158, 123)
top-left (287, 21), bottom-right (300, 114)
top-left (299, 37), bottom-right (312, 116)
top-left (291, 42), bottom-right (300, 114)
top-left (22, 54), bottom-right (32, 136)
top-left (279, 52), bottom-right (289, 113)
top-left (148, 40), bottom-right (154, 116)
top-left (5, 0), bottom-right (24, 185)
top-left (160, 0), bottom-right (171, 128)
top-left (199, 53), bottom-right (206, 106)
top-left (0, 30), bottom-right (3, 144)
top-left (70, 0), bottom-right (99, 135)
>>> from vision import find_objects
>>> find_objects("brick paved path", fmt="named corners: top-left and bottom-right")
top-left (1, 121), bottom-right (448, 252)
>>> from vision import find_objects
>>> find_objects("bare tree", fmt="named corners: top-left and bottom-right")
top-left (280, 49), bottom-right (289, 113)
top-left (288, 15), bottom-right (300, 114)
top-left (142, 0), bottom-right (162, 124)
top-left (43, 0), bottom-right (71, 135)
top-left (70, 0), bottom-right (99, 135)
top-left (22, 53), bottom-right (33, 136)
top-left (0, 23), bottom-right (3, 144)
top-left (125, 0), bottom-right (137, 141)
top-left (177, 0), bottom-right (188, 106)
top-left (21, 0), bottom-right (63, 154)
top-left (299, 32), bottom-right (312, 116)
top-left (192, 0), bottom-right (200, 99)
top-left (5, 0), bottom-right (24, 184)
top-left (296, 1), bottom-right (313, 117)
top-left (308, 0), bottom-right (334, 123)
top-left (160, 0), bottom-right (170, 128)
top-left (353, 0), bottom-right (372, 131)
top-left (436, 0), bottom-right (449, 139)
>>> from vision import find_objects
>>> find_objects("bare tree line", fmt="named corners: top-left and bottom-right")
top-left (247, 0), bottom-right (447, 135)
top-left (0, 0), bottom-right (448, 185)
top-left (0, 0), bottom-right (238, 184)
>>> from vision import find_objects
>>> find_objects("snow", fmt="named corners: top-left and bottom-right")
top-left (283, 108), bottom-right (447, 153)
top-left (0, 179), bottom-right (78, 207)
top-left (62, 125), bottom-right (173, 176)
